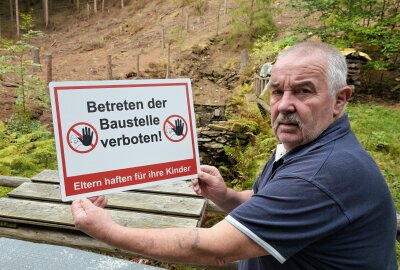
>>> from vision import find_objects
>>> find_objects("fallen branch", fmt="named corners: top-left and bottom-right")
top-left (1, 81), bottom-right (21, 88)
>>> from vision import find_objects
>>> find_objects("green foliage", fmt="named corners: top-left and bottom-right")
top-left (230, 0), bottom-right (277, 41)
top-left (222, 84), bottom-right (277, 189)
top-left (20, 11), bottom-right (36, 31)
top-left (0, 121), bottom-right (57, 178)
top-left (291, 0), bottom-right (400, 71)
top-left (0, 13), bottom-right (47, 116)
top-left (0, 186), bottom-right (14, 198)
top-left (6, 113), bottom-right (42, 135)
top-left (252, 34), bottom-right (299, 63)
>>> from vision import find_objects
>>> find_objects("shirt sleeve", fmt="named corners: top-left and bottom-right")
top-left (227, 176), bottom-right (349, 263)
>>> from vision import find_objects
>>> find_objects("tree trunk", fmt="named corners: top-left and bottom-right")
top-left (380, 0), bottom-right (387, 19)
top-left (44, 0), bottom-right (49, 27)
top-left (106, 55), bottom-right (112, 80)
top-left (136, 54), bottom-right (140, 79)
top-left (249, 0), bottom-right (254, 28)
top-left (45, 53), bottom-right (52, 85)
top-left (32, 47), bottom-right (41, 72)
top-left (161, 28), bottom-right (165, 49)
top-left (10, 0), bottom-right (14, 22)
top-left (216, 2), bottom-right (220, 36)
top-left (224, 0), bottom-right (228, 15)
top-left (166, 43), bottom-right (170, 79)
top-left (15, 0), bottom-right (19, 38)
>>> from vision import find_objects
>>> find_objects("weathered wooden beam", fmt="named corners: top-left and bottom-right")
top-left (9, 182), bottom-right (205, 218)
top-left (0, 197), bottom-right (199, 228)
top-left (205, 200), bottom-right (224, 214)
top-left (0, 175), bottom-right (31, 187)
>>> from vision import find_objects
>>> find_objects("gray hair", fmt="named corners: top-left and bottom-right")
top-left (276, 42), bottom-right (348, 96)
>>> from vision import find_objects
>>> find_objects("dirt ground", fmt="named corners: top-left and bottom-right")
top-left (0, 0), bottom-right (251, 126)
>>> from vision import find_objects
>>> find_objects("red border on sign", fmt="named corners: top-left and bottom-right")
top-left (53, 82), bottom-right (198, 196)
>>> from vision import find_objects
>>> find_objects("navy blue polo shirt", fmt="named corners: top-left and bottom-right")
top-left (227, 114), bottom-right (397, 269)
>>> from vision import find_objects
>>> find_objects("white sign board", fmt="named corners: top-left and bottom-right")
top-left (49, 79), bottom-right (200, 201)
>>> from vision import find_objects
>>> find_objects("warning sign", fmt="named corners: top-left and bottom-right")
top-left (49, 79), bottom-right (200, 201)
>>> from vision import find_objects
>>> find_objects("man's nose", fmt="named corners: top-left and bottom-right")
top-left (277, 91), bottom-right (296, 113)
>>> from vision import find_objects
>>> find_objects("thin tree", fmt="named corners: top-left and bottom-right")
top-left (10, 0), bottom-right (14, 25)
top-left (15, 0), bottom-right (19, 37)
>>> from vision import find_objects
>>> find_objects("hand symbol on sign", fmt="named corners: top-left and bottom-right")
top-left (172, 119), bottom-right (185, 136)
top-left (78, 127), bottom-right (94, 146)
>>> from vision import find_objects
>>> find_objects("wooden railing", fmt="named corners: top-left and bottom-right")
top-left (253, 74), bottom-right (270, 97)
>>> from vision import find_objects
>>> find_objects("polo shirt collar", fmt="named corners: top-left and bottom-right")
top-left (275, 144), bottom-right (287, 162)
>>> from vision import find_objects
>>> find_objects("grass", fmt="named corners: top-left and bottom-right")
top-left (347, 102), bottom-right (400, 209)
top-left (0, 186), bottom-right (14, 197)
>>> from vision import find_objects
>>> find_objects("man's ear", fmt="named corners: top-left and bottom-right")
top-left (333, 86), bottom-right (352, 117)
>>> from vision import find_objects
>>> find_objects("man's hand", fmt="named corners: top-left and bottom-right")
top-left (191, 165), bottom-right (228, 202)
top-left (88, 195), bottom-right (108, 208)
top-left (192, 165), bottom-right (254, 212)
top-left (71, 198), bottom-right (117, 243)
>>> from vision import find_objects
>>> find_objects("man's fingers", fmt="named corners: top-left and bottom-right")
top-left (198, 169), bottom-right (217, 186)
top-left (191, 179), bottom-right (202, 195)
top-left (200, 165), bottom-right (219, 176)
top-left (91, 195), bottom-right (107, 208)
top-left (71, 200), bottom-right (88, 222)
top-left (79, 198), bottom-right (95, 210)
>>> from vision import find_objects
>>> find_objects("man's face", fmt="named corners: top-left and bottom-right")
top-left (269, 52), bottom-right (337, 151)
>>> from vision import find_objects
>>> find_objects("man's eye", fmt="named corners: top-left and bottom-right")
top-left (299, 89), bottom-right (312, 94)
top-left (271, 89), bottom-right (283, 95)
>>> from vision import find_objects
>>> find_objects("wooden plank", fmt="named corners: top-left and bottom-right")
top-left (137, 180), bottom-right (199, 197)
top-left (31, 169), bottom-right (59, 184)
top-left (9, 182), bottom-right (205, 217)
top-left (0, 175), bottom-right (31, 187)
top-left (31, 170), bottom-right (199, 196)
top-left (0, 216), bottom-right (72, 230)
top-left (0, 198), bottom-right (199, 229)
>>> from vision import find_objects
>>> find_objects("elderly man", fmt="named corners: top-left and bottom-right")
top-left (71, 42), bottom-right (397, 269)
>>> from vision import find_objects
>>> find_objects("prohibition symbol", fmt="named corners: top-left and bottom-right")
top-left (163, 115), bottom-right (188, 142)
top-left (67, 122), bottom-right (98, 154)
